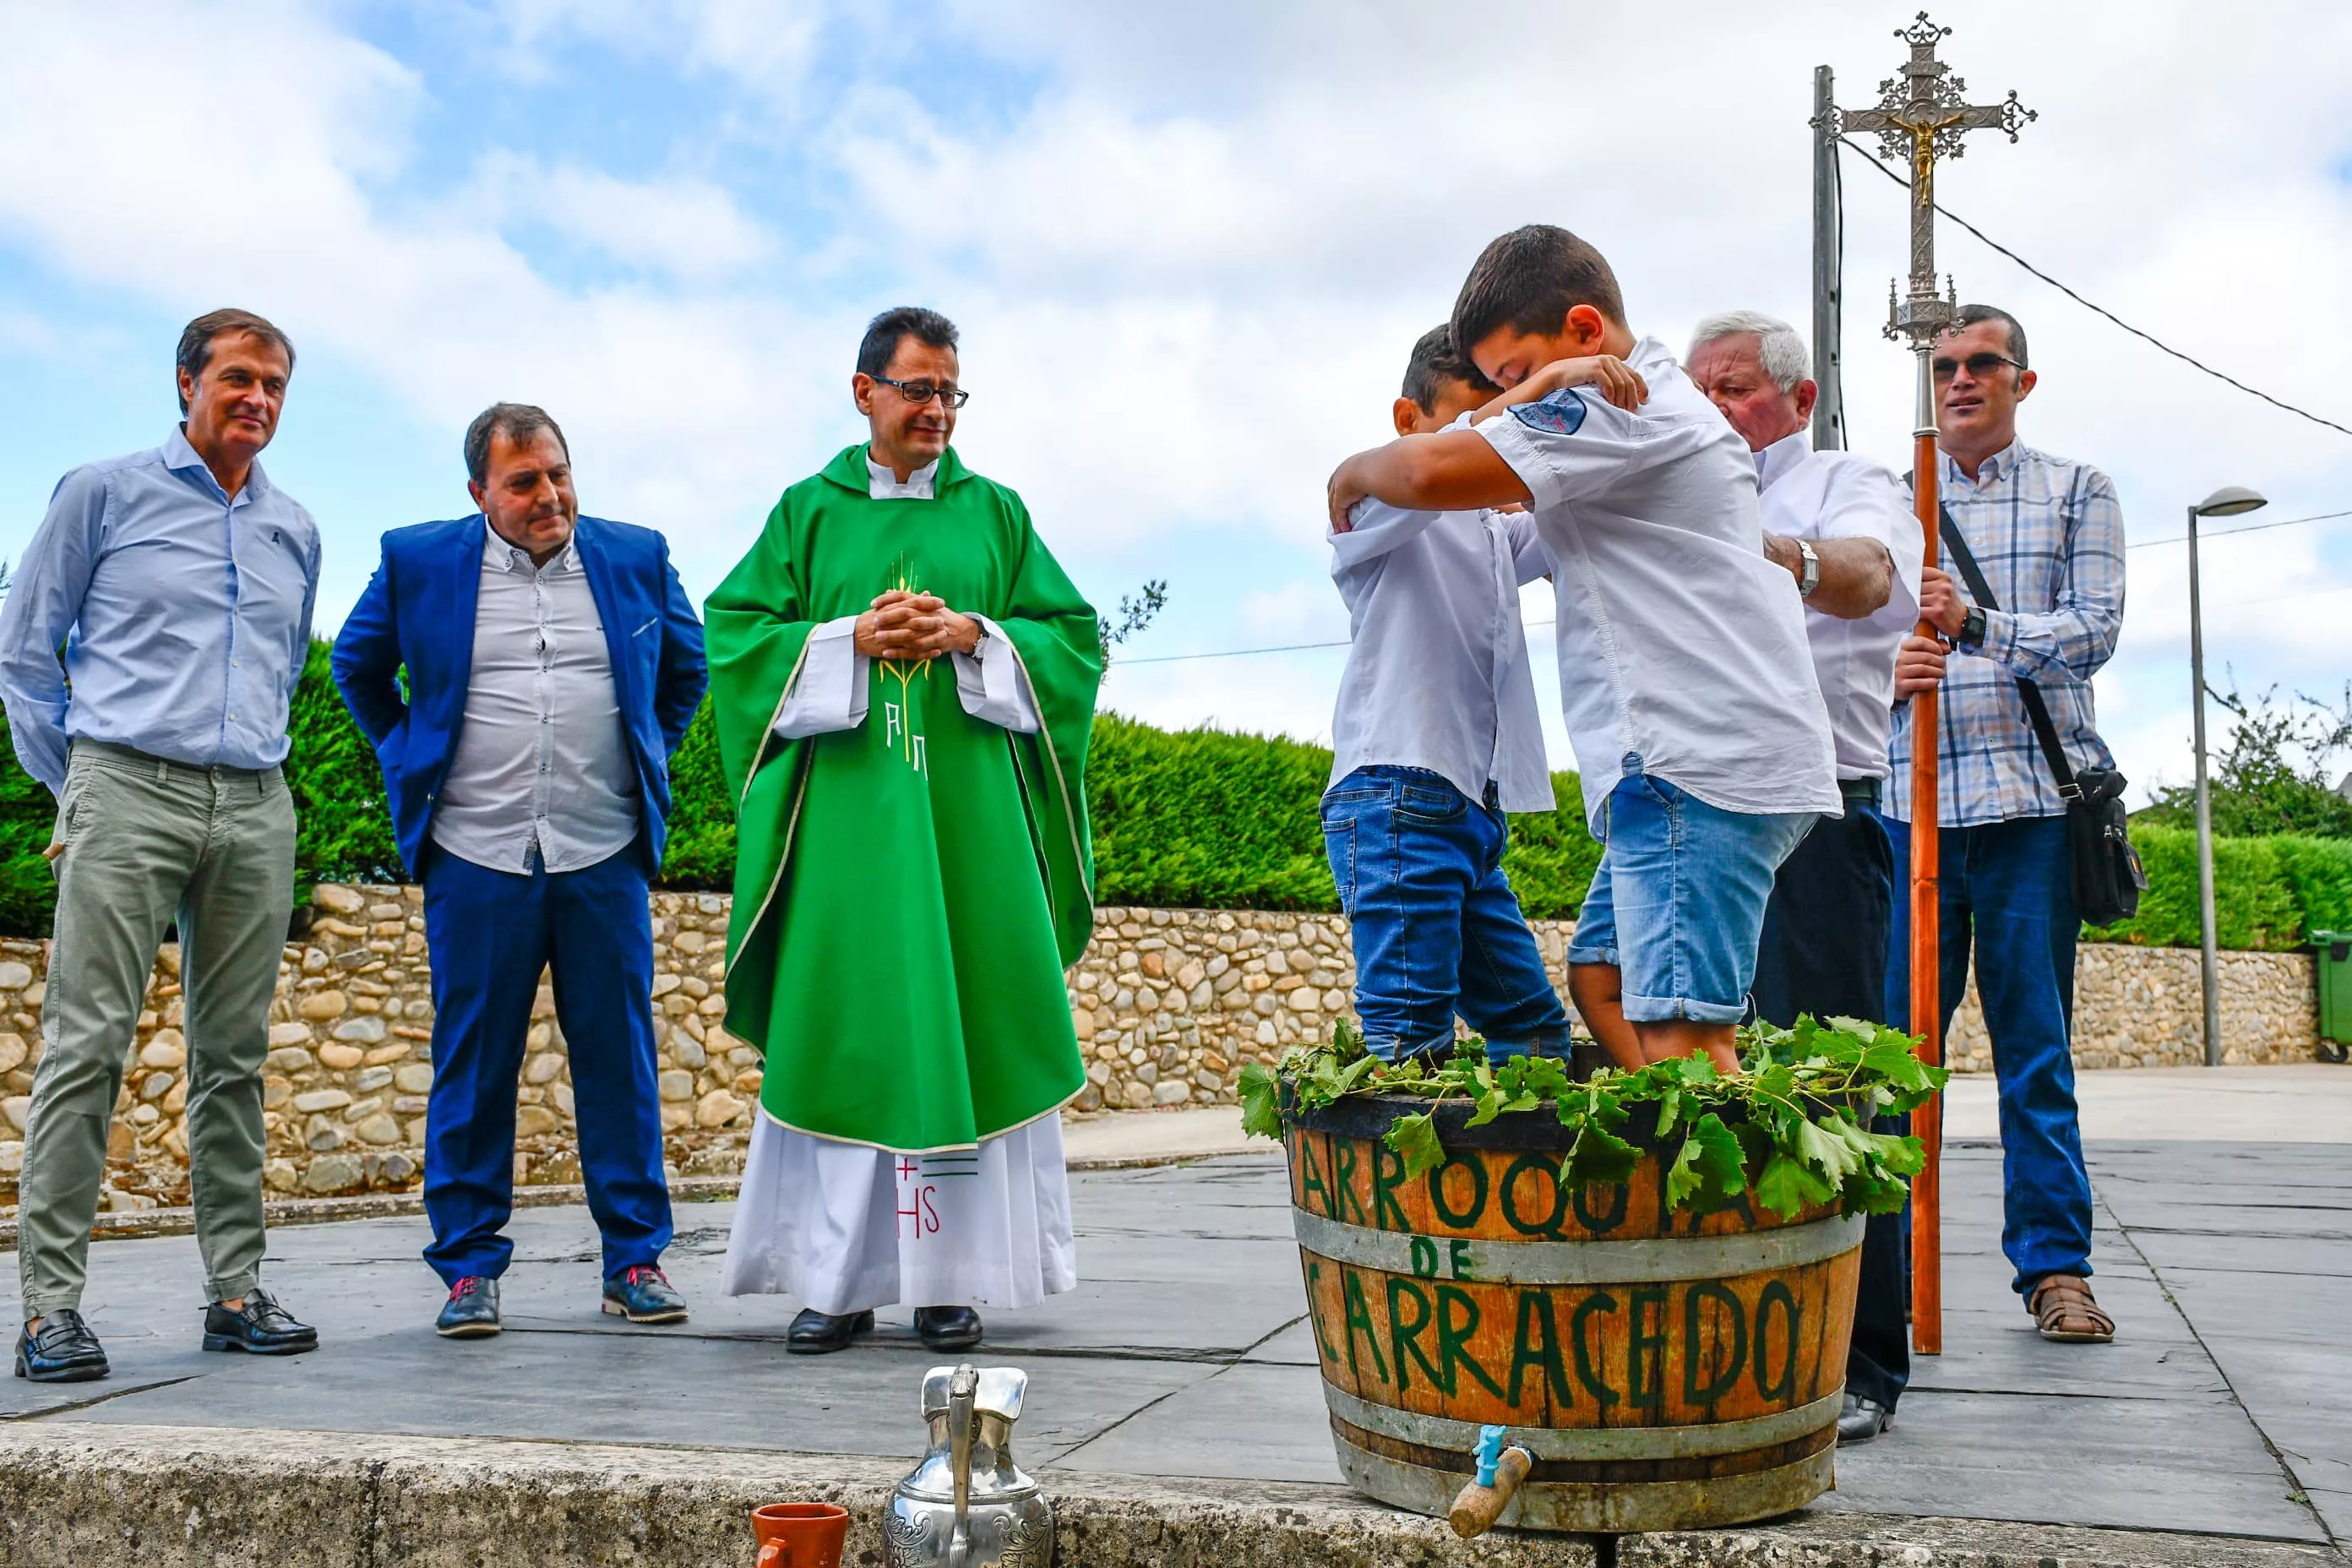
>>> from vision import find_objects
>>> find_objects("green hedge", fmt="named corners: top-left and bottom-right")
top-left (0, 645), bottom-right (2342, 950)
top-left (1086, 712), bottom-right (1597, 917)
top-left (2088, 825), bottom-right (2352, 952)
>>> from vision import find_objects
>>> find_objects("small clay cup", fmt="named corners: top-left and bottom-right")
top-left (751, 1501), bottom-right (849, 1568)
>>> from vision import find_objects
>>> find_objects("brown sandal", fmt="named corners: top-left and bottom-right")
top-left (2028, 1274), bottom-right (2115, 1343)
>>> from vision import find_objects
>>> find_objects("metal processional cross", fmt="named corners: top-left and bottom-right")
top-left (1824, 14), bottom-right (2032, 1357)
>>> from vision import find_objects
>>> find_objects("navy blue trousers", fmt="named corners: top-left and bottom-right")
top-left (1882, 814), bottom-right (2094, 1295)
top-left (419, 845), bottom-right (672, 1288)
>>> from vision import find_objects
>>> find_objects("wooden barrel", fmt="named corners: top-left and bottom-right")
top-left (1286, 1093), bottom-right (1861, 1533)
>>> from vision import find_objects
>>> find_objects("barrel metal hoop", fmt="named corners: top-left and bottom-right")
top-left (1320, 1383), bottom-right (1843, 1462)
top-left (1332, 1434), bottom-right (1837, 1533)
top-left (1290, 1208), bottom-right (1864, 1284)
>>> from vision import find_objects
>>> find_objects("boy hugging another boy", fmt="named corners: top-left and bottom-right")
top-left (1322, 326), bottom-right (1587, 1067)
top-left (1329, 226), bottom-right (1839, 1075)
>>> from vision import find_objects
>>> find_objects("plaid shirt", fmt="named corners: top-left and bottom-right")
top-left (1886, 441), bottom-right (2125, 827)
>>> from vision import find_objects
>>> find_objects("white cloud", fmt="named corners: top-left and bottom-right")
top-left (467, 152), bottom-right (775, 280)
top-left (4, 0), bottom-right (2352, 808)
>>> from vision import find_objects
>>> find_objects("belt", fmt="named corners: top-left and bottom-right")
top-left (1839, 777), bottom-right (1881, 808)
top-left (73, 738), bottom-right (278, 782)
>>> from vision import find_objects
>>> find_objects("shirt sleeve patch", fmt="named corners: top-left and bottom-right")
top-left (1510, 391), bottom-right (1587, 437)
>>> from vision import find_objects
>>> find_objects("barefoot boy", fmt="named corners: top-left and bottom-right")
top-left (1324, 326), bottom-right (1578, 1066)
top-left (1328, 226), bottom-right (1838, 1074)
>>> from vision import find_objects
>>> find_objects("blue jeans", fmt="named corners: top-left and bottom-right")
top-left (419, 844), bottom-right (673, 1288)
top-left (1322, 767), bottom-right (1571, 1064)
top-left (1570, 772), bottom-right (1816, 1025)
top-left (1882, 813), bottom-right (2093, 1294)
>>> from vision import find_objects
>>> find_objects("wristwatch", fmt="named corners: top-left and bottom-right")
top-left (1795, 539), bottom-right (1821, 599)
top-left (1960, 606), bottom-right (1988, 648)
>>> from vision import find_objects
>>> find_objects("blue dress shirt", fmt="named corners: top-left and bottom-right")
top-left (0, 427), bottom-right (322, 793)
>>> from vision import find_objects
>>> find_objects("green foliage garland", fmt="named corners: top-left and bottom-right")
top-left (1239, 1016), bottom-right (1949, 1221)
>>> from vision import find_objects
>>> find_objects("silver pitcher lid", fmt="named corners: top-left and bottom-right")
top-left (921, 1364), bottom-right (1027, 1422)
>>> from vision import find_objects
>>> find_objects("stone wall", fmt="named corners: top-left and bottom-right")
top-left (0, 890), bottom-right (2322, 1210)
top-left (1946, 943), bottom-right (2317, 1071)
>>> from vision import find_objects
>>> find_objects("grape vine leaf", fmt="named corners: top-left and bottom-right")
top-left (1387, 1111), bottom-right (1446, 1179)
top-left (1755, 1151), bottom-right (1837, 1219)
top-left (1652, 1085), bottom-right (1682, 1141)
top-left (1238, 1062), bottom-right (1282, 1141)
top-left (1665, 1112), bottom-right (1747, 1211)
top-left (1564, 1119), bottom-right (1642, 1187)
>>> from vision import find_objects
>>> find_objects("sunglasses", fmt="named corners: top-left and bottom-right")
top-left (872, 376), bottom-right (971, 408)
top-left (1931, 351), bottom-right (2026, 383)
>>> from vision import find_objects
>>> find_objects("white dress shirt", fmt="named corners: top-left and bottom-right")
top-left (1326, 500), bottom-right (1554, 811)
top-left (1755, 432), bottom-right (1922, 783)
top-left (1474, 336), bottom-right (1840, 830)
top-left (772, 454), bottom-right (1040, 739)
top-left (432, 522), bottom-right (640, 874)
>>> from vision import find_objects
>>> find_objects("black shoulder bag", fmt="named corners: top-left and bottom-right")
top-left (1936, 506), bottom-right (2147, 926)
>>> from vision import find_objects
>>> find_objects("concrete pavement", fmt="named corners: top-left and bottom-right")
top-left (0, 1130), bottom-right (2344, 1562)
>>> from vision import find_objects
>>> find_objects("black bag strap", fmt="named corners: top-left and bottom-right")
top-left (1934, 504), bottom-right (2082, 799)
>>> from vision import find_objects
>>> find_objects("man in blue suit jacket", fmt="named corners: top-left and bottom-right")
top-left (333, 403), bottom-right (707, 1337)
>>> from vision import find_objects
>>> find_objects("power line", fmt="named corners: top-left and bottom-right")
top-left (1836, 135), bottom-right (2352, 441)
top-left (2126, 506), bottom-right (2352, 551)
top-left (1117, 505), bottom-right (2352, 665)
top-left (1119, 618), bottom-right (1560, 667)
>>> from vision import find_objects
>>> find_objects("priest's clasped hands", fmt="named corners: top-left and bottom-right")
top-left (855, 589), bottom-right (982, 660)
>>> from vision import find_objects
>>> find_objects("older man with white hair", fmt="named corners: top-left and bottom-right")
top-left (1687, 310), bottom-right (1920, 1446)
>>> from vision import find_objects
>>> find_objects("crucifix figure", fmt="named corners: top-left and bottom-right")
top-left (1823, 13), bottom-right (2032, 1358)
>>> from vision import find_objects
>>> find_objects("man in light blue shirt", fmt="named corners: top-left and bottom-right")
top-left (0, 309), bottom-right (323, 1381)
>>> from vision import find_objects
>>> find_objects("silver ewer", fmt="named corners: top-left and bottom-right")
top-left (885, 1364), bottom-right (1053, 1568)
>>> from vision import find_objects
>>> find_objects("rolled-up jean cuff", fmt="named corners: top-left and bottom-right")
top-left (1620, 990), bottom-right (1750, 1026)
top-left (1565, 943), bottom-right (1618, 966)
top-left (1362, 1032), bottom-right (1456, 1064)
top-left (1488, 1026), bottom-right (1572, 1061)
top-left (207, 1270), bottom-right (261, 1307)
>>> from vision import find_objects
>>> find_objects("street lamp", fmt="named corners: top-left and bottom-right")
top-left (2189, 484), bottom-right (2268, 1067)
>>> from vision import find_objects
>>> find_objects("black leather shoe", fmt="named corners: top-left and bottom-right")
top-left (435, 1277), bottom-right (502, 1338)
top-left (601, 1266), bottom-right (688, 1325)
top-left (1837, 1391), bottom-right (1894, 1445)
top-left (915, 1305), bottom-right (983, 1353)
top-left (15, 1309), bottom-right (108, 1383)
top-left (202, 1288), bottom-right (318, 1356)
top-left (786, 1308), bottom-right (874, 1355)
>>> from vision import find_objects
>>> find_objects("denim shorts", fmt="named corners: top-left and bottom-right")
top-left (1567, 772), bottom-right (1817, 1025)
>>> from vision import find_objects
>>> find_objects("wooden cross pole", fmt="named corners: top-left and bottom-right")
top-left (1825, 13), bottom-right (2033, 1357)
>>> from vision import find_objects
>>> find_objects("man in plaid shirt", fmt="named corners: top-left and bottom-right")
top-left (1886, 303), bottom-right (2126, 1346)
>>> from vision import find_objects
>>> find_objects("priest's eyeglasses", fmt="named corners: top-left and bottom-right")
top-left (1930, 351), bottom-right (2025, 382)
top-left (874, 376), bottom-right (971, 408)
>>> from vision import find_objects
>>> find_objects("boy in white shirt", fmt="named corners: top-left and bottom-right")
top-left (1328, 226), bottom-right (1839, 1074)
top-left (1323, 327), bottom-right (1576, 1066)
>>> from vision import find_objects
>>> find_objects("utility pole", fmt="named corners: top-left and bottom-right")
top-left (1825, 12), bottom-right (2033, 1358)
top-left (1810, 65), bottom-right (1844, 452)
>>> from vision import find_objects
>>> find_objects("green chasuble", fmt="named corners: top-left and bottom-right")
top-left (706, 444), bottom-right (1101, 1153)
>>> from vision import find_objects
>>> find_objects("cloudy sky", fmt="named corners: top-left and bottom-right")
top-left (4, 1), bottom-right (2349, 803)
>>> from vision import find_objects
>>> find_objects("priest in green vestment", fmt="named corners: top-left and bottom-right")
top-left (710, 307), bottom-right (1101, 1354)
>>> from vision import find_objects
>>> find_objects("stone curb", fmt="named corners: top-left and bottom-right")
top-left (0, 1421), bottom-right (2335, 1568)
top-left (0, 1149), bottom-right (1243, 1250)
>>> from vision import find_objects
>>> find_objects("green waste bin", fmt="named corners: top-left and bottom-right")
top-left (2312, 930), bottom-right (2352, 1063)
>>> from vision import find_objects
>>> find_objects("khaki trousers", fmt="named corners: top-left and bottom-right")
top-left (18, 741), bottom-right (294, 1316)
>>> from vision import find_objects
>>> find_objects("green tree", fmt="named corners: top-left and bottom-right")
top-left (2137, 684), bottom-right (2352, 839)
